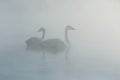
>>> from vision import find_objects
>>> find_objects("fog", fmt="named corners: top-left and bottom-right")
top-left (0, 0), bottom-right (120, 80)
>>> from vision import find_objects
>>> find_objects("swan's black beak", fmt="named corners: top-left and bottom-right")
top-left (72, 27), bottom-right (75, 30)
top-left (70, 26), bottom-right (75, 30)
top-left (67, 25), bottom-right (75, 30)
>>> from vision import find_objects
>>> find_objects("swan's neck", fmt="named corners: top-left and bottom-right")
top-left (65, 28), bottom-right (70, 46)
top-left (42, 30), bottom-right (45, 39)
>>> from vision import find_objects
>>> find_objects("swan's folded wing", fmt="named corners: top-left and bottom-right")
top-left (41, 39), bottom-right (67, 53)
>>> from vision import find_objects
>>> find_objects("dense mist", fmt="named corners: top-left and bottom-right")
top-left (0, 0), bottom-right (120, 80)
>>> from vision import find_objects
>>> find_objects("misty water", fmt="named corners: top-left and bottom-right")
top-left (1, 0), bottom-right (120, 80)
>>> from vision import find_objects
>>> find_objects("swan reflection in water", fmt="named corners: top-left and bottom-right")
top-left (25, 26), bottom-right (75, 62)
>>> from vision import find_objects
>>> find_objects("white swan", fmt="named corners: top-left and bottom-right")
top-left (25, 27), bottom-right (45, 52)
top-left (41, 26), bottom-right (75, 61)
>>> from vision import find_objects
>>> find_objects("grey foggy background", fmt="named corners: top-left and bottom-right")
top-left (0, 0), bottom-right (120, 80)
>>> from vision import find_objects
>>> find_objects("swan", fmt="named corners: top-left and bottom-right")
top-left (25, 27), bottom-right (45, 52)
top-left (41, 25), bottom-right (75, 61)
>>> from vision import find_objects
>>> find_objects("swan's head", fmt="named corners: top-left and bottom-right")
top-left (66, 25), bottom-right (75, 30)
top-left (37, 27), bottom-right (45, 32)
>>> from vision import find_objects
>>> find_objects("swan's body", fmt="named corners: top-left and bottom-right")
top-left (41, 39), bottom-right (67, 53)
top-left (25, 27), bottom-right (45, 52)
top-left (26, 37), bottom-right (42, 51)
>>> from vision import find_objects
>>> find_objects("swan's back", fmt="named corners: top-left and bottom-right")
top-left (42, 39), bottom-right (67, 53)
top-left (26, 37), bottom-right (42, 43)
